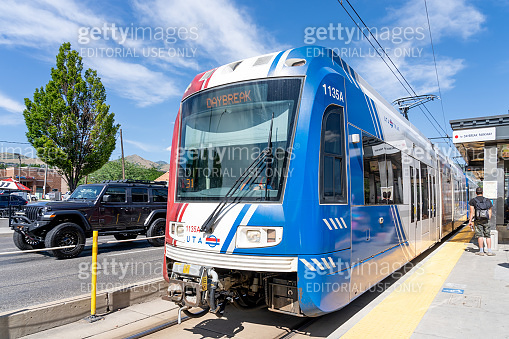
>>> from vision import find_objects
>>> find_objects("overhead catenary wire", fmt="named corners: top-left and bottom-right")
top-left (337, 0), bottom-right (464, 165)
top-left (424, 0), bottom-right (447, 134)
top-left (337, 0), bottom-right (452, 145)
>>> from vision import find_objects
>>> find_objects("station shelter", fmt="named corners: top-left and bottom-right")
top-left (450, 114), bottom-right (509, 243)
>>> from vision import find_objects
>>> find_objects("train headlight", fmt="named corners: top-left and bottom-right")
top-left (235, 226), bottom-right (283, 248)
top-left (177, 225), bottom-right (185, 237)
top-left (246, 230), bottom-right (261, 243)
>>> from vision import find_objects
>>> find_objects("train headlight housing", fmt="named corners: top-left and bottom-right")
top-left (246, 230), bottom-right (261, 243)
top-left (176, 225), bottom-right (185, 237)
top-left (236, 226), bottom-right (283, 248)
top-left (170, 222), bottom-right (185, 239)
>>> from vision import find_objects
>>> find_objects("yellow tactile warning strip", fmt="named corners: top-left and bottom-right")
top-left (340, 226), bottom-right (474, 339)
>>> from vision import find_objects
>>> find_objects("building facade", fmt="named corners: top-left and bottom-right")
top-left (450, 114), bottom-right (509, 242)
top-left (0, 167), bottom-right (68, 198)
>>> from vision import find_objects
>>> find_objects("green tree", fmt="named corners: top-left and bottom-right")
top-left (23, 42), bottom-right (119, 191)
top-left (85, 160), bottom-right (165, 183)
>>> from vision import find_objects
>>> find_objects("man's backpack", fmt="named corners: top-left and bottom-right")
top-left (474, 197), bottom-right (490, 221)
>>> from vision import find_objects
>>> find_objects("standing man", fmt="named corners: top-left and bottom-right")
top-left (468, 187), bottom-right (495, 256)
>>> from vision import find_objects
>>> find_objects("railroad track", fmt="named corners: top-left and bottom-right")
top-left (126, 309), bottom-right (320, 339)
top-left (124, 315), bottom-right (191, 339)
top-left (274, 317), bottom-right (319, 339)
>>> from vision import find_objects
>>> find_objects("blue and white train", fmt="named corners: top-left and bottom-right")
top-left (163, 46), bottom-right (470, 318)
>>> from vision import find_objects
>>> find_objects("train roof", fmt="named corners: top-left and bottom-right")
top-left (182, 46), bottom-right (462, 173)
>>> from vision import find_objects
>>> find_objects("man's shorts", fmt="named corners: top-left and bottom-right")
top-left (474, 222), bottom-right (491, 238)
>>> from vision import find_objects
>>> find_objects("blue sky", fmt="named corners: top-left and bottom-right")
top-left (0, 0), bottom-right (507, 162)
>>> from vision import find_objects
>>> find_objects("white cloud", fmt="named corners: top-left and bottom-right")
top-left (125, 139), bottom-right (163, 153)
top-left (0, 92), bottom-right (25, 113)
top-left (0, 1), bottom-right (86, 48)
top-left (348, 0), bottom-right (484, 101)
top-left (0, 91), bottom-right (25, 126)
top-left (0, 0), bottom-right (283, 107)
top-left (86, 58), bottom-right (178, 107)
top-left (0, 114), bottom-right (24, 126)
top-left (0, 0), bottom-right (179, 106)
top-left (132, 0), bottom-right (283, 64)
top-left (394, 0), bottom-right (485, 41)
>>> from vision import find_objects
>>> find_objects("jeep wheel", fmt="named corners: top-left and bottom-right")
top-left (44, 223), bottom-right (86, 259)
top-left (13, 232), bottom-right (45, 251)
top-left (147, 218), bottom-right (166, 247)
top-left (114, 233), bottom-right (138, 241)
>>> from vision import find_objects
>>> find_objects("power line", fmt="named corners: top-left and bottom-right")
top-left (338, 0), bottom-right (452, 145)
top-left (336, 1), bottom-right (412, 96)
top-left (337, 1), bottom-right (448, 139)
top-left (424, 0), bottom-right (447, 133)
top-left (0, 140), bottom-right (31, 145)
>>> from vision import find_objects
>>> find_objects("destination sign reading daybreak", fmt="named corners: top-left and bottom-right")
top-left (206, 90), bottom-right (252, 108)
top-left (187, 83), bottom-right (269, 113)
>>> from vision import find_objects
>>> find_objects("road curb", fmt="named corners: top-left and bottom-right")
top-left (0, 278), bottom-right (167, 339)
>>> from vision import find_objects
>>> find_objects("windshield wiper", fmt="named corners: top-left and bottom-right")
top-left (201, 113), bottom-right (276, 234)
top-left (200, 148), bottom-right (270, 233)
top-left (265, 112), bottom-right (274, 200)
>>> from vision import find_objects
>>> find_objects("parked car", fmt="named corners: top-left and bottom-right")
top-left (0, 195), bottom-right (28, 208)
top-left (10, 180), bottom-right (168, 259)
top-left (0, 195), bottom-right (28, 217)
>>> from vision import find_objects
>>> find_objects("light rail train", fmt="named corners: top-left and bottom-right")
top-left (163, 46), bottom-right (473, 318)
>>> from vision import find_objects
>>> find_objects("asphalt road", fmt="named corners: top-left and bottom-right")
top-left (0, 219), bottom-right (165, 313)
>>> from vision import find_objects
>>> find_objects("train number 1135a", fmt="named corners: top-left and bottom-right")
top-left (323, 84), bottom-right (344, 102)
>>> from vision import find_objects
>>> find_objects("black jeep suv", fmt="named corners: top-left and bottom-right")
top-left (10, 180), bottom-right (168, 259)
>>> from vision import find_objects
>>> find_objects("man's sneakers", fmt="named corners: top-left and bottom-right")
top-left (476, 251), bottom-right (496, 256)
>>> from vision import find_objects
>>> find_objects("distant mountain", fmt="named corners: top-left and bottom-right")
top-left (0, 152), bottom-right (171, 172)
top-left (0, 153), bottom-right (44, 166)
top-left (124, 155), bottom-right (169, 171)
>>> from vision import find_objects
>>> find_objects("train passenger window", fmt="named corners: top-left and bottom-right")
top-left (421, 166), bottom-right (429, 220)
top-left (411, 166), bottom-right (415, 222)
top-left (320, 105), bottom-right (346, 203)
top-left (433, 176), bottom-right (436, 218)
top-left (362, 134), bottom-right (403, 205)
top-left (386, 151), bottom-right (403, 204)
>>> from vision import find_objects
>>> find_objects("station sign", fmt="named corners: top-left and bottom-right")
top-left (452, 127), bottom-right (496, 143)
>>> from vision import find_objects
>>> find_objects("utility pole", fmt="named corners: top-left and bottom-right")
top-left (43, 164), bottom-right (48, 197)
top-left (15, 153), bottom-right (21, 181)
top-left (120, 129), bottom-right (126, 180)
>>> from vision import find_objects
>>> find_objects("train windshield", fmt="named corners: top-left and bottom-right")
top-left (177, 78), bottom-right (302, 202)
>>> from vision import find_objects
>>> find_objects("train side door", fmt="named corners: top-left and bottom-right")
top-left (417, 164), bottom-right (431, 253)
top-left (428, 168), bottom-right (438, 243)
top-left (409, 160), bottom-right (418, 256)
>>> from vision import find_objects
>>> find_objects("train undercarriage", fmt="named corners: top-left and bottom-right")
top-left (164, 258), bottom-right (302, 322)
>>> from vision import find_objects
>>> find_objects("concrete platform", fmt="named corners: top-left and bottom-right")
top-left (16, 226), bottom-right (509, 338)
